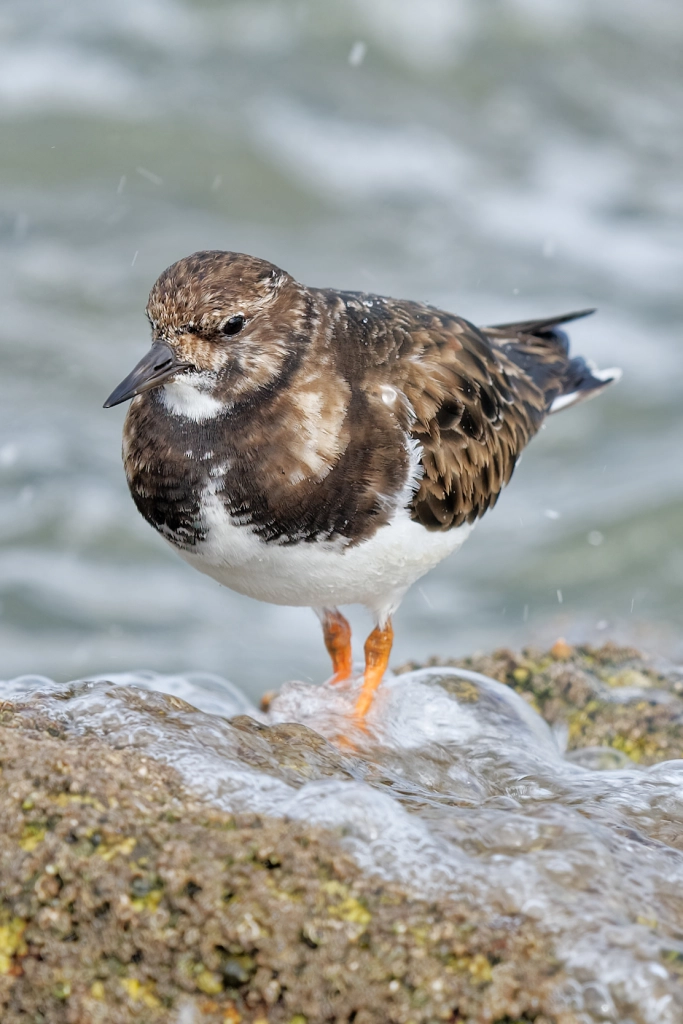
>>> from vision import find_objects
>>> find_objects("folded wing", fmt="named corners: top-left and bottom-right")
top-left (389, 306), bottom-right (619, 531)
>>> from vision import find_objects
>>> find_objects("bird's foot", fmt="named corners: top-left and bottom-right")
top-left (320, 608), bottom-right (353, 684)
top-left (353, 619), bottom-right (394, 721)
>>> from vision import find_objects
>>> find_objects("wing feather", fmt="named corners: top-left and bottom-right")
top-left (333, 291), bottom-right (616, 534)
top-left (362, 301), bottom-right (569, 530)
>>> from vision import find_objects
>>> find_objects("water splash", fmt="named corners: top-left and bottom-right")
top-left (4, 666), bottom-right (683, 1022)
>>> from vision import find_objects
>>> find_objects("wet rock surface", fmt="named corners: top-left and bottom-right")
top-left (1, 643), bottom-right (683, 1023)
top-left (408, 640), bottom-right (683, 766)
top-left (0, 705), bottom-right (565, 1024)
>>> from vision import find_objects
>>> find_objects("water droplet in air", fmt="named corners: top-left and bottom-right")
top-left (348, 41), bottom-right (367, 67)
top-left (0, 443), bottom-right (18, 467)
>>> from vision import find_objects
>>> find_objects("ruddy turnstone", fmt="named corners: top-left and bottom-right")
top-left (105, 251), bottom-right (620, 719)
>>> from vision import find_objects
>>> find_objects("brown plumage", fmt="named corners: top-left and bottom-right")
top-left (105, 250), bottom-right (619, 721)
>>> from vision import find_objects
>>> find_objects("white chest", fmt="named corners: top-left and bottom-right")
top-left (174, 490), bottom-right (472, 621)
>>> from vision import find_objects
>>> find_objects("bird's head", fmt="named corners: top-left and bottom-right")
top-left (104, 250), bottom-right (309, 417)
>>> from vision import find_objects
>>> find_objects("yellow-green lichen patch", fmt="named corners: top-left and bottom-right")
top-left (195, 969), bottom-right (224, 996)
top-left (605, 669), bottom-right (656, 689)
top-left (19, 821), bottom-right (48, 852)
top-left (130, 873), bottom-right (164, 913)
top-left (120, 976), bottom-right (162, 1008)
top-left (89, 980), bottom-right (105, 1000)
top-left (451, 953), bottom-right (493, 985)
top-left (327, 896), bottom-right (371, 926)
top-left (0, 917), bottom-right (27, 975)
top-left (97, 834), bottom-right (137, 861)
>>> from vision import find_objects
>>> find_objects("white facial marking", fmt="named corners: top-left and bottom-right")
top-left (161, 376), bottom-right (226, 421)
top-left (381, 385), bottom-right (398, 407)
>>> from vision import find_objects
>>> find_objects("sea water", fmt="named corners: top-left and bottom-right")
top-left (1, 0), bottom-right (683, 695)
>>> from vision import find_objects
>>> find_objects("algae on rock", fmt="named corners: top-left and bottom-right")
top-left (0, 699), bottom-right (570, 1024)
top-left (2, 643), bottom-right (683, 1023)
top-left (404, 641), bottom-right (683, 765)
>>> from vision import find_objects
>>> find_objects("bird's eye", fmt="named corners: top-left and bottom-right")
top-left (222, 315), bottom-right (245, 337)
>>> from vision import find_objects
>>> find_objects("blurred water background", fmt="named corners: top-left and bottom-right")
top-left (1, 0), bottom-right (682, 702)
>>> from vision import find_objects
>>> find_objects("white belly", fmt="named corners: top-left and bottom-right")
top-left (174, 491), bottom-right (473, 621)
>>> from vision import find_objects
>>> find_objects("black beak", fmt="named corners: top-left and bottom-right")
top-left (103, 341), bottom-right (191, 408)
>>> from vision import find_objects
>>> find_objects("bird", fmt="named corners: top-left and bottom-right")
top-left (104, 250), bottom-right (620, 721)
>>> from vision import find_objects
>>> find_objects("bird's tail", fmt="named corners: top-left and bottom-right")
top-left (482, 309), bottom-right (621, 414)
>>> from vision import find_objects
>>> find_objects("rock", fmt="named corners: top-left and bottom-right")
top-left (2, 643), bottom-right (683, 1023)
top-left (0, 703), bottom-right (567, 1024)
top-left (404, 640), bottom-right (683, 765)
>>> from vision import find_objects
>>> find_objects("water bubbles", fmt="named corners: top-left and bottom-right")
top-left (588, 530), bottom-right (605, 546)
top-left (582, 982), bottom-right (618, 1019)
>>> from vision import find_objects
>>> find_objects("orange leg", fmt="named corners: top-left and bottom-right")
top-left (320, 608), bottom-right (353, 684)
top-left (355, 619), bottom-right (394, 719)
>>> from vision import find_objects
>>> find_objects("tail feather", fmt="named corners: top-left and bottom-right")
top-left (480, 308), bottom-right (621, 414)
top-left (485, 308), bottom-right (596, 344)
top-left (549, 361), bottom-right (622, 413)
